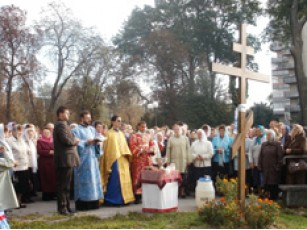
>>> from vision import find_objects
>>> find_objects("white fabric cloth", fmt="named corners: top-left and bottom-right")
top-left (142, 182), bottom-right (178, 211)
top-left (191, 139), bottom-right (214, 167)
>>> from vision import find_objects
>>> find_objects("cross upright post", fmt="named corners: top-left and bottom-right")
top-left (212, 24), bottom-right (270, 208)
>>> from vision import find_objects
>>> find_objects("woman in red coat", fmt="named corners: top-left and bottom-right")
top-left (37, 128), bottom-right (56, 201)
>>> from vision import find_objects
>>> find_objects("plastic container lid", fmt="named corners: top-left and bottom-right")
top-left (198, 176), bottom-right (212, 182)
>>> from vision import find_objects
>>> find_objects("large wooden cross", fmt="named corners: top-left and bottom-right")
top-left (212, 24), bottom-right (270, 207)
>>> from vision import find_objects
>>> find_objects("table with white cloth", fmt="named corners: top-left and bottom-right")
top-left (140, 169), bottom-right (182, 213)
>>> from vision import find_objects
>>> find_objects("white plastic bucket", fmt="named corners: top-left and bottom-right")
top-left (195, 176), bottom-right (215, 209)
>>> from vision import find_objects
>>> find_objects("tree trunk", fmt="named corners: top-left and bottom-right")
top-left (188, 56), bottom-right (195, 96)
top-left (290, 0), bottom-right (307, 126)
top-left (22, 77), bottom-right (39, 124)
top-left (6, 77), bottom-right (13, 122)
top-left (46, 96), bottom-right (57, 123)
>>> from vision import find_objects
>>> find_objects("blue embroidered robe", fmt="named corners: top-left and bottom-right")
top-left (72, 125), bottom-right (103, 202)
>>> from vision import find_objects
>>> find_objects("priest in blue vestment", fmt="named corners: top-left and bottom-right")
top-left (72, 111), bottom-right (103, 211)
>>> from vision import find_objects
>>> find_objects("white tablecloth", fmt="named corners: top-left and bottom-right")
top-left (142, 181), bottom-right (178, 212)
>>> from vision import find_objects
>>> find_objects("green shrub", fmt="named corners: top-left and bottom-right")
top-left (199, 177), bottom-right (280, 228)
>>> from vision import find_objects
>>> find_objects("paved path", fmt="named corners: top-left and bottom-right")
top-left (10, 193), bottom-right (197, 219)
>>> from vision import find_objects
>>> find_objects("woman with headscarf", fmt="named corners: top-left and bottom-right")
top-left (249, 125), bottom-right (267, 195)
top-left (0, 124), bottom-right (14, 176)
top-left (191, 129), bottom-right (214, 191)
top-left (212, 125), bottom-right (234, 182)
top-left (37, 127), bottom-right (56, 201)
top-left (7, 125), bottom-right (31, 206)
top-left (284, 124), bottom-right (307, 184)
top-left (0, 124), bottom-right (19, 228)
top-left (258, 129), bottom-right (283, 200)
top-left (201, 124), bottom-right (212, 141)
top-left (0, 124), bottom-right (18, 207)
top-left (23, 127), bottom-right (38, 198)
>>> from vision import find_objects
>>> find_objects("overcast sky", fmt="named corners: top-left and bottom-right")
top-left (0, 0), bottom-right (273, 107)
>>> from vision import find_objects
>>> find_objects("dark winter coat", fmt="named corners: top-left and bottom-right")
top-left (258, 141), bottom-right (283, 185)
top-left (284, 133), bottom-right (307, 184)
top-left (284, 134), bottom-right (307, 157)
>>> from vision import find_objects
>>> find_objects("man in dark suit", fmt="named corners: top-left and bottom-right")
top-left (53, 106), bottom-right (80, 215)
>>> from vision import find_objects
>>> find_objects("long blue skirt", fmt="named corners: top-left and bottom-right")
top-left (104, 161), bottom-right (124, 205)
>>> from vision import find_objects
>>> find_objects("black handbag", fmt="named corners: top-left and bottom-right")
top-left (288, 160), bottom-right (307, 174)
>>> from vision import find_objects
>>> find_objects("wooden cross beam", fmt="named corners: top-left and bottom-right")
top-left (212, 24), bottom-right (270, 208)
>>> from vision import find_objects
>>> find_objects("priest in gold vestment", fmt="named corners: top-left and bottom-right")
top-left (99, 115), bottom-right (135, 205)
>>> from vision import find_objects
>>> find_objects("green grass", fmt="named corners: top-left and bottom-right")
top-left (9, 210), bottom-right (307, 229)
top-left (9, 212), bottom-right (206, 229)
top-left (278, 213), bottom-right (307, 229)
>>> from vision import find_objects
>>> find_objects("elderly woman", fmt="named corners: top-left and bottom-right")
top-left (249, 125), bottom-right (267, 195)
top-left (0, 124), bottom-right (19, 207)
top-left (212, 125), bottom-right (234, 182)
top-left (191, 129), bottom-right (213, 191)
top-left (0, 125), bottom-right (19, 228)
top-left (258, 129), bottom-right (283, 200)
top-left (23, 127), bottom-right (38, 198)
top-left (37, 127), bottom-right (56, 201)
top-left (155, 132), bottom-right (166, 158)
top-left (201, 124), bottom-right (211, 141)
top-left (284, 124), bottom-right (307, 184)
top-left (7, 125), bottom-right (31, 206)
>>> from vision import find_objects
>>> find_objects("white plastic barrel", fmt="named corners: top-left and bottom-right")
top-left (195, 176), bottom-right (215, 209)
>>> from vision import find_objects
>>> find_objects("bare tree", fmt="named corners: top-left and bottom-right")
top-left (0, 5), bottom-right (40, 122)
top-left (37, 1), bottom-right (98, 121)
top-left (67, 42), bottom-right (115, 119)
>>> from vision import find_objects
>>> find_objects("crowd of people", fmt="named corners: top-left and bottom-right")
top-left (1, 106), bottom-right (307, 223)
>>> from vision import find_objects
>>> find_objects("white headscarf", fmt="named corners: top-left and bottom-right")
top-left (0, 124), bottom-right (14, 161)
top-left (23, 128), bottom-right (38, 173)
top-left (202, 125), bottom-right (211, 138)
top-left (7, 122), bottom-right (15, 131)
top-left (266, 129), bottom-right (276, 142)
top-left (197, 129), bottom-right (208, 142)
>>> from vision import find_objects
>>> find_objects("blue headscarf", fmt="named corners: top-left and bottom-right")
top-left (254, 125), bottom-right (266, 145)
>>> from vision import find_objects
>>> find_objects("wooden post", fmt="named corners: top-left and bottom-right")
top-left (212, 24), bottom-right (270, 208)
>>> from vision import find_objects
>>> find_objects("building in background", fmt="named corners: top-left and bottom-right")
top-left (270, 42), bottom-right (297, 123)
top-left (270, 24), bottom-right (307, 123)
